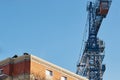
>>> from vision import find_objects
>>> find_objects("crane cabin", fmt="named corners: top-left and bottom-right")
top-left (99, 0), bottom-right (111, 17)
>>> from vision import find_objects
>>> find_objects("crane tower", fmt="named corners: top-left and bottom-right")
top-left (76, 0), bottom-right (112, 80)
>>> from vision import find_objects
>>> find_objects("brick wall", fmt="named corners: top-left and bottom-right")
top-left (30, 60), bottom-right (81, 80)
top-left (0, 55), bottom-right (88, 80)
top-left (13, 60), bottom-right (30, 76)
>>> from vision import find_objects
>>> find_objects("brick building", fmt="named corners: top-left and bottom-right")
top-left (0, 54), bottom-right (88, 80)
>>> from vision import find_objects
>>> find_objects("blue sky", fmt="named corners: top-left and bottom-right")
top-left (0, 0), bottom-right (119, 80)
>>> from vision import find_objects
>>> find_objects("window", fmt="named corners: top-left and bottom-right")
top-left (0, 69), bottom-right (3, 75)
top-left (45, 70), bottom-right (53, 76)
top-left (101, 2), bottom-right (108, 9)
top-left (61, 76), bottom-right (67, 80)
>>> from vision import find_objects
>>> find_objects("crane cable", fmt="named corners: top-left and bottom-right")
top-left (77, 13), bottom-right (89, 65)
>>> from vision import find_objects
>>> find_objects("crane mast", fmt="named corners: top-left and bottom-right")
top-left (76, 0), bottom-right (112, 80)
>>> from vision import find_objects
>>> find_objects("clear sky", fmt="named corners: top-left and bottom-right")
top-left (0, 0), bottom-right (119, 80)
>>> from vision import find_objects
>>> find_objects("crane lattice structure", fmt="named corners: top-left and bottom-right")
top-left (76, 0), bottom-right (112, 80)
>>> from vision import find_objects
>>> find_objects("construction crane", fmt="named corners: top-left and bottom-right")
top-left (76, 0), bottom-right (112, 80)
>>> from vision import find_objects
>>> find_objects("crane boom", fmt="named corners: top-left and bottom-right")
top-left (76, 0), bottom-right (112, 80)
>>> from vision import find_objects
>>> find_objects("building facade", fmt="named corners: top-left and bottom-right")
top-left (0, 54), bottom-right (88, 80)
